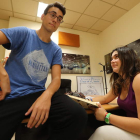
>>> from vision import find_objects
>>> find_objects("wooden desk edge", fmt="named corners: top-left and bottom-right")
top-left (86, 104), bottom-right (119, 114)
top-left (22, 118), bottom-right (29, 123)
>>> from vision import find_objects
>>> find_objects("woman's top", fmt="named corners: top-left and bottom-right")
top-left (117, 80), bottom-right (137, 117)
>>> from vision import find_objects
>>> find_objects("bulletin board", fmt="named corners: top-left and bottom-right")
top-left (77, 76), bottom-right (104, 96)
top-left (58, 31), bottom-right (80, 47)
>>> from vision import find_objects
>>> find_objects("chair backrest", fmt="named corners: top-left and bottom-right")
top-left (60, 79), bottom-right (71, 92)
top-left (57, 79), bottom-right (71, 95)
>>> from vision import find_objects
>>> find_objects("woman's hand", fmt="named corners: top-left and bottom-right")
top-left (91, 103), bottom-right (107, 121)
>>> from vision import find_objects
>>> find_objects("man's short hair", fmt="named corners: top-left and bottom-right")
top-left (44, 2), bottom-right (66, 16)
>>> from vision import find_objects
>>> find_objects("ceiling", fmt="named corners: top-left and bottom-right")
top-left (0, 0), bottom-right (140, 35)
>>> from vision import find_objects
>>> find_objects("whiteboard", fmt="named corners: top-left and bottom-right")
top-left (77, 76), bottom-right (104, 95)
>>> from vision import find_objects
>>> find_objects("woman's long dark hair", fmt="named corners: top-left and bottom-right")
top-left (110, 46), bottom-right (140, 96)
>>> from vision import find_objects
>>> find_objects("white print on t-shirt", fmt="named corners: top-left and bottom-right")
top-left (22, 49), bottom-right (50, 83)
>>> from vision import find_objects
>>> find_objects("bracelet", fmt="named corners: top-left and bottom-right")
top-left (104, 113), bottom-right (111, 124)
top-left (104, 112), bottom-right (108, 119)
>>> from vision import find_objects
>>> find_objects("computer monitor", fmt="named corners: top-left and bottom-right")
top-left (104, 53), bottom-right (113, 74)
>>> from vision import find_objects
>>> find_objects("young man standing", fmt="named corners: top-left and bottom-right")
top-left (0, 2), bottom-right (87, 140)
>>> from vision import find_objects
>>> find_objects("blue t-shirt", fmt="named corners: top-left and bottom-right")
top-left (0, 26), bottom-right (63, 100)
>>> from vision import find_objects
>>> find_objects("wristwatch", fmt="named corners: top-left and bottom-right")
top-left (105, 113), bottom-right (111, 124)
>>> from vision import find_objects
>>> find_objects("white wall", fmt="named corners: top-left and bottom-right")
top-left (8, 17), bottom-right (101, 91)
top-left (0, 19), bottom-right (9, 60)
top-left (99, 3), bottom-right (140, 91)
top-left (4, 1), bottom-right (140, 93)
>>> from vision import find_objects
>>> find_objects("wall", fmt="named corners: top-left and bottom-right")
top-left (0, 19), bottom-right (9, 60)
top-left (3, 1), bottom-right (140, 93)
top-left (99, 2), bottom-right (140, 91)
top-left (7, 17), bottom-right (101, 92)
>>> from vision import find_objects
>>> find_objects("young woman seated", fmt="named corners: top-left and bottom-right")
top-left (89, 46), bottom-right (140, 140)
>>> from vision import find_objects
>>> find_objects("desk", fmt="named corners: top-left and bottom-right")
top-left (86, 103), bottom-right (119, 114)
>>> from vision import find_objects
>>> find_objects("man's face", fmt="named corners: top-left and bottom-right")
top-left (41, 7), bottom-right (64, 33)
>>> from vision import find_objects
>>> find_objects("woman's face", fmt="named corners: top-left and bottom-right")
top-left (111, 51), bottom-right (121, 74)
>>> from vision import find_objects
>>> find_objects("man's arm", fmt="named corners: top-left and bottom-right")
top-left (43, 64), bottom-right (61, 97)
top-left (25, 64), bottom-right (61, 128)
top-left (0, 63), bottom-right (11, 100)
top-left (0, 30), bottom-right (11, 100)
top-left (0, 31), bottom-right (10, 45)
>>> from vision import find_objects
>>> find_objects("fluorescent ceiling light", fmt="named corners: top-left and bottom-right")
top-left (37, 2), bottom-right (48, 17)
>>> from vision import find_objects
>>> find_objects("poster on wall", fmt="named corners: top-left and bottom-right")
top-left (61, 53), bottom-right (90, 74)
top-left (77, 76), bottom-right (104, 96)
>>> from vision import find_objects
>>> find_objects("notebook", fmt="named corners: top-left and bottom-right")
top-left (68, 95), bottom-right (99, 109)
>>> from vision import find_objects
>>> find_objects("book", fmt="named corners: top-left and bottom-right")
top-left (68, 95), bottom-right (99, 109)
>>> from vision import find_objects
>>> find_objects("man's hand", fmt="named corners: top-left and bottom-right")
top-left (25, 91), bottom-right (52, 128)
top-left (0, 73), bottom-right (11, 101)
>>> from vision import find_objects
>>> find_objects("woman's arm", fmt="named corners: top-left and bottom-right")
top-left (92, 88), bottom-right (117, 104)
top-left (111, 73), bottom-right (140, 135)
top-left (95, 74), bottom-right (140, 135)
